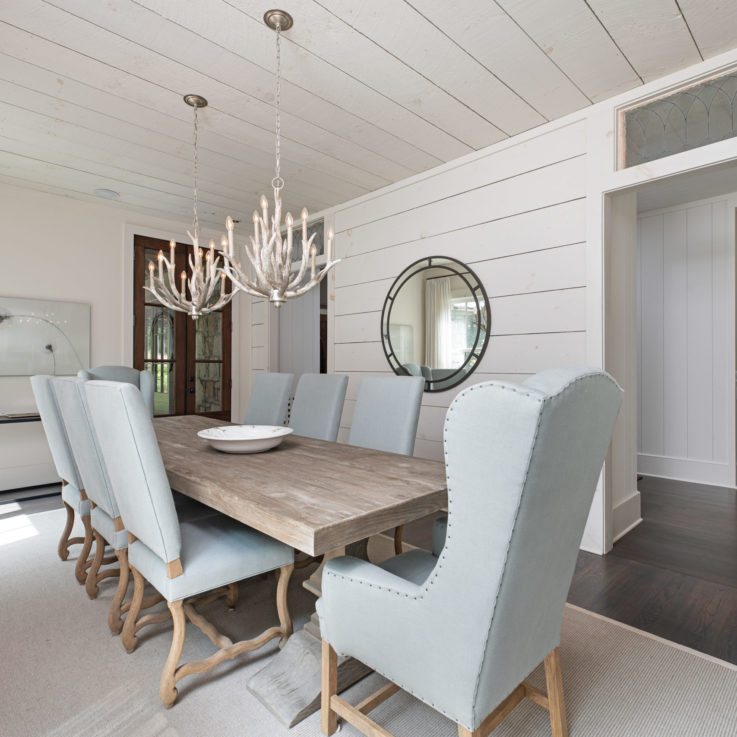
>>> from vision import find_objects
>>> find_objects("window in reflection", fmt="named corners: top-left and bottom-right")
top-left (381, 257), bottom-right (490, 393)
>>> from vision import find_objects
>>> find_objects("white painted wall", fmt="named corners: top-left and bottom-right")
top-left (329, 119), bottom-right (588, 462)
top-left (0, 181), bottom-right (247, 490)
top-left (278, 285), bottom-right (320, 380)
top-left (637, 197), bottom-right (736, 487)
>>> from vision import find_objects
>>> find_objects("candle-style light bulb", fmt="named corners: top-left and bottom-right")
top-left (327, 228), bottom-right (334, 263)
top-left (157, 250), bottom-right (164, 281)
top-left (310, 243), bottom-right (317, 279)
top-left (260, 195), bottom-right (268, 226)
top-left (252, 210), bottom-right (260, 244)
top-left (148, 260), bottom-right (155, 286)
top-left (301, 208), bottom-right (308, 243)
top-left (180, 270), bottom-right (187, 298)
top-left (169, 239), bottom-right (175, 266)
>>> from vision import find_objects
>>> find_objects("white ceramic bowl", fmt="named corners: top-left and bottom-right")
top-left (197, 425), bottom-right (294, 454)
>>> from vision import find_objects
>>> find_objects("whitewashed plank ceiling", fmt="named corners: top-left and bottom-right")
top-left (1, 0), bottom-right (736, 227)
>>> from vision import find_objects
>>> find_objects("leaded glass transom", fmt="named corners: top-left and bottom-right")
top-left (623, 72), bottom-right (737, 168)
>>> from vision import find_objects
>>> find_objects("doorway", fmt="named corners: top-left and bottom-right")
top-left (132, 235), bottom-right (231, 420)
top-left (604, 163), bottom-right (737, 549)
top-left (636, 195), bottom-right (736, 487)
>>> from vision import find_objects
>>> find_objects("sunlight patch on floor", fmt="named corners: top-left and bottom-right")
top-left (0, 501), bottom-right (22, 516)
top-left (0, 511), bottom-right (39, 545)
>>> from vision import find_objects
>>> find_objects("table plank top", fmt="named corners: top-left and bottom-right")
top-left (154, 415), bottom-right (447, 556)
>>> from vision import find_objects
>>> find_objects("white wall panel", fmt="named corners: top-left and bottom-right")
top-left (339, 156), bottom-right (586, 259)
top-left (334, 121), bottom-right (587, 233)
top-left (336, 198), bottom-right (586, 289)
top-left (330, 121), bottom-right (590, 464)
top-left (638, 199), bottom-right (735, 486)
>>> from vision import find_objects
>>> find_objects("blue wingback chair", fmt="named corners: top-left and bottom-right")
top-left (78, 365), bottom-right (155, 415)
top-left (84, 380), bottom-right (295, 707)
top-left (289, 373), bottom-right (348, 442)
top-left (318, 368), bottom-right (622, 737)
top-left (244, 372), bottom-right (294, 426)
top-left (348, 375), bottom-right (425, 553)
top-left (31, 375), bottom-right (92, 579)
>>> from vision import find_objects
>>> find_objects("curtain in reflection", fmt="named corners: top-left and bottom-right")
top-left (425, 276), bottom-right (453, 369)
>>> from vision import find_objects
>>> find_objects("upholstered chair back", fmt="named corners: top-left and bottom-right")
top-left (410, 369), bottom-right (622, 727)
top-left (84, 380), bottom-right (181, 565)
top-left (78, 365), bottom-right (155, 415)
top-left (348, 376), bottom-right (424, 456)
top-left (30, 375), bottom-right (82, 489)
top-left (244, 372), bottom-right (294, 426)
top-left (289, 373), bottom-right (348, 442)
top-left (51, 377), bottom-right (119, 519)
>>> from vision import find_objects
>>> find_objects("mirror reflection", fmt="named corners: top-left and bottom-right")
top-left (381, 257), bottom-right (490, 392)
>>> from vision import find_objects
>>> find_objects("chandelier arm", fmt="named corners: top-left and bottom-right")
top-left (285, 261), bottom-right (338, 299)
top-left (225, 270), bottom-right (272, 299)
top-left (144, 285), bottom-right (190, 314)
top-left (287, 233), bottom-right (316, 290)
top-left (241, 237), bottom-right (269, 287)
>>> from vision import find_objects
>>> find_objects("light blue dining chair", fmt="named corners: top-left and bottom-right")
top-left (348, 375), bottom-right (425, 553)
top-left (244, 372), bottom-right (294, 426)
top-left (289, 373), bottom-right (348, 442)
top-left (318, 368), bottom-right (622, 737)
top-left (52, 377), bottom-right (126, 609)
top-left (31, 375), bottom-right (92, 581)
top-left (84, 379), bottom-right (295, 707)
top-left (78, 365), bottom-right (155, 415)
top-left (51, 377), bottom-right (218, 633)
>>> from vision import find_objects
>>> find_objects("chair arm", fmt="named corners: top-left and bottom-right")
top-left (317, 556), bottom-right (425, 663)
top-left (323, 555), bottom-right (424, 597)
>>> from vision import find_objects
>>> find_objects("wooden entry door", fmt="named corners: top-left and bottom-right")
top-left (133, 235), bottom-right (231, 420)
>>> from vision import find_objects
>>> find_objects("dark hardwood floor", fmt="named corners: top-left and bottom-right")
top-left (404, 475), bottom-right (737, 665)
top-left (568, 475), bottom-right (737, 665)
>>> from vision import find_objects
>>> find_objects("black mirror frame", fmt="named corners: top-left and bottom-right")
top-left (380, 256), bottom-right (490, 393)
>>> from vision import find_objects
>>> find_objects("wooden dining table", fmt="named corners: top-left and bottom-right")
top-left (154, 414), bottom-right (447, 726)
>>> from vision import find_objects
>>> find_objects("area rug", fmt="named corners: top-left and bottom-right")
top-left (1, 506), bottom-right (735, 737)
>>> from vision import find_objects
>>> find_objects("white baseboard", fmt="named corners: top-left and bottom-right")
top-left (638, 453), bottom-right (734, 488)
top-left (612, 489), bottom-right (642, 542)
top-left (0, 463), bottom-right (58, 492)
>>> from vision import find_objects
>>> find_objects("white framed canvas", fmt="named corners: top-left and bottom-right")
top-left (0, 296), bottom-right (91, 376)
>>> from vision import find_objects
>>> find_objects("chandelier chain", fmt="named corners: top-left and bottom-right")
top-left (192, 101), bottom-right (200, 238)
top-left (273, 21), bottom-right (283, 190)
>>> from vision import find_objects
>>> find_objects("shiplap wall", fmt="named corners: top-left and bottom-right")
top-left (330, 120), bottom-right (588, 461)
top-left (637, 198), bottom-right (736, 486)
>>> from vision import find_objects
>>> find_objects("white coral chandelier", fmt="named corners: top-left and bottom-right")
top-left (145, 95), bottom-right (234, 319)
top-left (220, 9), bottom-right (339, 308)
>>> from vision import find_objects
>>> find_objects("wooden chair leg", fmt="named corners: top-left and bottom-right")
top-left (544, 648), bottom-right (568, 737)
top-left (109, 548), bottom-right (130, 635)
top-left (86, 531), bottom-right (106, 598)
top-left (122, 565), bottom-right (145, 653)
top-left (393, 525), bottom-right (404, 555)
top-left (321, 639), bottom-right (338, 736)
top-left (57, 501), bottom-right (75, 560)
top-left (226, 582), bottom-right (238, 610)
top-left (74, 514), bottom-right (94, 585)
top-left (276, 563), bottom-right (294, 647)
top-left (159, 599), bottom-right (186, 709)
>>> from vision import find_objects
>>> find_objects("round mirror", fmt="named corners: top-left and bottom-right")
top-left (381, 256), bottom-right (490, 392)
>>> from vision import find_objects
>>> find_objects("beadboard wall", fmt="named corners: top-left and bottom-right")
top-left (328, 119), bottom-right (589, 462)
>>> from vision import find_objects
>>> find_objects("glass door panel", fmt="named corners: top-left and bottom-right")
top-left (134, 234), bottom-right (231, 419)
